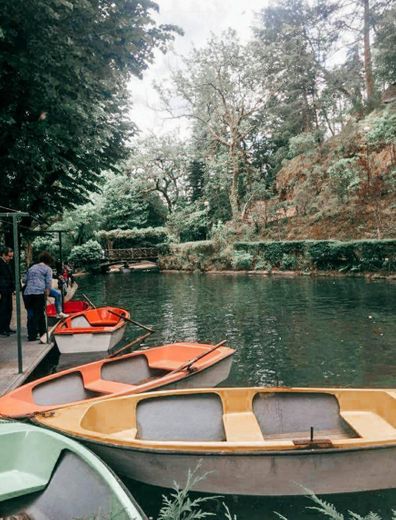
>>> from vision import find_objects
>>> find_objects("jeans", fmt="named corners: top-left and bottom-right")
top-left (49, 288), bottom-right (62, 314)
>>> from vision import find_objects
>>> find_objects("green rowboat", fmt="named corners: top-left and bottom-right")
top-left (0, 420), bottom-right (146, 519)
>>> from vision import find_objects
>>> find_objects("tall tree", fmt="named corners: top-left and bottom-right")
top-left (126, 135), bottom-right (190, 213)
top-left (0, 0), bottom-right (178, 232)
top-left (157, 30), bottom-right (267, 220)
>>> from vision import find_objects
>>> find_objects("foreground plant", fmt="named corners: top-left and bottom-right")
top-left (275, 491), bottom-right (396, 520)
top-left (157, 465), bottom-right (220, 520)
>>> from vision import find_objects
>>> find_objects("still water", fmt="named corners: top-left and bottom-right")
top-left (73, 272), bottom-right (396, 519)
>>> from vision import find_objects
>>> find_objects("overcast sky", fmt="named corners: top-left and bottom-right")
top-left (128, 0), bottom-right (268, 137)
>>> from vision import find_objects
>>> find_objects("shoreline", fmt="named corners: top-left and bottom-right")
top-left (75, 267), bottom-right (396, 281)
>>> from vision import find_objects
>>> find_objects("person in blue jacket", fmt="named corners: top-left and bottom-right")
top-left (23, 252), bottom-right (54, 341)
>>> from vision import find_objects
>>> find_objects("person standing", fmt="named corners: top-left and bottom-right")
top-left (23, 252), bottom-right (53, 342)
top-left (0, 246), bottom-right (15, 336)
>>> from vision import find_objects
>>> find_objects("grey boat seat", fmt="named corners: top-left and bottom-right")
top-left (101, 354), bottom-right (166, 386)
top-left (253, 392), bottom-right (356, 440)
top-left (136, 393), bottom-right (226, 441)
top-left (32, 373), bottom-right (100, 406)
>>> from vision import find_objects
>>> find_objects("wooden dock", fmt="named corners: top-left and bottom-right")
top-left (0, 282), bottom-right (78, 396)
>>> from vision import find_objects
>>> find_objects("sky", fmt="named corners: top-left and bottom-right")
top-left (128, 0), bottom-right (268, 137)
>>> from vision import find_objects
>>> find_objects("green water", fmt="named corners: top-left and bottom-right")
top-left (75, 272), bottom-right (396, 519)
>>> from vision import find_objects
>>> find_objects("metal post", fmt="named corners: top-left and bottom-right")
top-left (58, 231), bottom-right (64, 312)
top-left (12, 214), bottom-right (23, 373)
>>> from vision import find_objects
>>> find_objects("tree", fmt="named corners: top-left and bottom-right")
top-left (374, 4), bottom-right (396, 84)
top-left (0, 0), bottom-right (178, 234)
top-left (100, 174), bottom-right (166, 230)
top-left (157, 30), bottom-right (267, 221)
top-left (126, 135), bottom-right (190, 213)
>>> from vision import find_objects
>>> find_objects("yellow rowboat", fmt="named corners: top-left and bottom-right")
top-left (34, 386), bottom-right (396, 496)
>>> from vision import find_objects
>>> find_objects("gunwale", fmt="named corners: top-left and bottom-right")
top-left (34, 387), bottom-right (396, 453)
top-left (53, 306), bottom-right (129, 335)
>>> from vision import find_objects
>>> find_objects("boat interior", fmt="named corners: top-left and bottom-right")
top-left (75, 387), bottom-right (396, 447)
top-left (56, 307), bottom-right (127, 332)
top-left (30, 344), bottom-right (230, 406)
top-left (0, 427), bottom-right (131, 519)
top-left (32, 354), bottom-right (169, 406)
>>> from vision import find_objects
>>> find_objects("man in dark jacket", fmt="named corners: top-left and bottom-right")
top-left (0, 246), bottom-right (15, 336)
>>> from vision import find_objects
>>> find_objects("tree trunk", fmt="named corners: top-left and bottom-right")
top-left (363, 0), bottom-right (375, 104)
top-left (229, 144), bottom-right (241, 221)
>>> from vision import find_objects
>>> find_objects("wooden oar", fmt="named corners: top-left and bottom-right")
top-left (107, 331), bottom-right (153, 358)
top-left (166, 339), bottom-right (227, 376)
top-left (82, 293), bottom-right (96, 309)
top-left (108, 309), bottom-right (154, 333)
top-left (39, 320), bottom-right (59, 344)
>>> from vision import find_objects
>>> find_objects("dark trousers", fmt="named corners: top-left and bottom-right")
top-left (24, 294), bottom-right (46, 340)
top-left (0, 291), bottom-right (13, 332)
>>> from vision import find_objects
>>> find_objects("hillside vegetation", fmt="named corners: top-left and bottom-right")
top-left (249, 107), bottom-right (396, 240)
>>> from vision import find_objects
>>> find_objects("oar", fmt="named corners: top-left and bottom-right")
top-left (166, 340), bottom-right (227, 376)
top-left (108, 309), bottom-right (154, 333)
top-left (39, 318), bottom-right (63, 344)
top-left (107, 331), bottom-right (153, 358)
top-left (82, 293), bottom-right (96, 309)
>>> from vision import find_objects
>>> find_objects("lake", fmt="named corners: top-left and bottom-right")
top-left (71, 272), bottom-right (396, 519)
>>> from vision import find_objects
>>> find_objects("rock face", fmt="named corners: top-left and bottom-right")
top-left (248, 108), bottom-right (396, 240)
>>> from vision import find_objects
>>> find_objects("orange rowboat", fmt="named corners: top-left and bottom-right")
top-left (53, 306), bottom-right (129, 354)
top-left (0, 342), bottom-right (235, 419)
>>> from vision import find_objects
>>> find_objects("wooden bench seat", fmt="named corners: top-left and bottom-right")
top-left (223, 412), bottom-right (264, 442)
top-left (341, 411), bottom-right (396, 439)
top-left (84, 379), bottom-right (136, 394)
top-left (149, 359), bottom-right (182, 371)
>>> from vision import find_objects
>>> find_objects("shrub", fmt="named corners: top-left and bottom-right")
top-left (367, 109), bottom-right (396, 146)
top-left (231, 251), bottom-right (253, 270)
top-left (167, 206), bottom-right (209, 243)
top-left (68, 240), bottom-right (104, 270)
top-left (327, 157), bottom-right (361, 202)
top-left (288, 131), bottom-right (322, 159)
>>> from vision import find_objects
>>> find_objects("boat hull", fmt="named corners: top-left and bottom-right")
top-left (83, 441), bottom-right (396, 496)
top-left (55, 324), bottom-right (126, 354)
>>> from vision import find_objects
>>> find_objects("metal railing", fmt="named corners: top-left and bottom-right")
top-left (105, 247), bottom-right (159, 262)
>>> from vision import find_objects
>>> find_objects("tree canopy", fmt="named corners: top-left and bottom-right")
top-left (0, 0), bottom-right (178, 230)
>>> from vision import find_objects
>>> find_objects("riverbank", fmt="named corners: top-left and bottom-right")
top-left (158, 239), bottom-right (396, 278)
top-left (161, 269), bottom-right (396, 280)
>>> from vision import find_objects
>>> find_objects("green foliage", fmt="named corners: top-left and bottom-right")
top-left (374, 5), bottom-right (396, 84)
top-left (232, 240), bottom-right (396, 272)
top-left (157, 466), bottom-right (219, 520)
top-left (97, 227), bottom-right (169, 248)
top-left (288, 132), bottom-right (322, 159)
top-left (167, 205), bottom-right (209, 243)
top-left (0, 0), bottom-right (178, 226)
top-left (31, 235), bottom-right (59, 261)
top-left (231, 252), bottom-right (253, 270)
top-left (367, 110), bottom-right (396, 146)
top-left (100, 175), bottom-right (166, 231)
top-left (327, 158), bottom-right (361, 202)
top-left (68, 240), bottom-right (103, 270)
top-left (188, 160), bottom-right (206, 202)
top-left (276, 490), bottom-right (396, 520)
